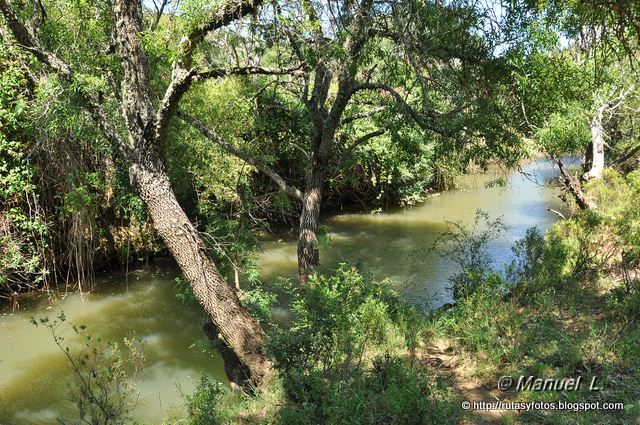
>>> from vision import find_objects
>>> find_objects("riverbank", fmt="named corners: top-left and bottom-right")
top-left (0, 161), bottom-right (567, 423)
top-left (196, 168), bottom-right (640, 425)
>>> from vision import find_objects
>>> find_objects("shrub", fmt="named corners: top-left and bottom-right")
top-left (267, 264), bottom-right (454, 424)
top-left (31, 311), bottom-right (144, 425)
top-left (433, 210), bottom-right (509, 300)
top-left (183, 375), bottom-right (229, 425)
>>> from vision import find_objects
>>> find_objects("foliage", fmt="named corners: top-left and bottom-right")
top-left (182, 375), bottom-right (229, 425)
top-left (266, 264), bottom-right (456, 424)
top-left (533, 103), bottom-right (591, 157)
top-left (31, 311), bottom-right (145, 425)
top-left (433, 210), bottom-right (510, 300)
top-left (0, 43), bottom-right (49, 290)
top-left (0, 27), bottom-right (158, 292)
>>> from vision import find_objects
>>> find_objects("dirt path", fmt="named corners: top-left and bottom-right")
top-left (422, 339), bottom-right (512, 424)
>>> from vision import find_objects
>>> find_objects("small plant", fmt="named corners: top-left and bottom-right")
top-left (31, 311), bottom-right (144, 425)
top-left (182, 375), bottom-right (229, 425)
top-left (433, 210), bottom-right (509, 300)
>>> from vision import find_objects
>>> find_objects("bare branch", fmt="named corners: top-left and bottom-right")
top-left (178, 111), bottom-right (303, 201)
top-left (114, 0), bottom-right (158, 151)
top-left (0, 0), bottom-right (71, 77)
top-left (554, 157), bottom-right (596, 210)
top-left (546, 208), bottom-right (566, 220)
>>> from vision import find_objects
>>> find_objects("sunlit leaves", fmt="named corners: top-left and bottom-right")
top-left (534, 103), bottom-right (590, 157)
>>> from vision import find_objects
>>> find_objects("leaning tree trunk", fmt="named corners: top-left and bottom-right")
top-left (131, 157), bottom-right (271, 384)
top-left (583, 114), bottom-right (605, 180)
top-left (112, 0), bottom-right (271, 385)
top-left (297, 165), bottom-right (323, 283)
top-left (556, 158), bottom-right (596, 210)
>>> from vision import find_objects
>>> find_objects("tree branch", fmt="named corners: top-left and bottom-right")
top-left (155, 0), bottom-right (268, 147)
top-left (0, 0), bottom-right (131, 160)
top-left (330, 128), bottom-right (386, 177)
top-left (195, 64), bottom-right (307, 80)
top-left (341, 106), bottom-right (385, 125)
top-left (154, 64), bottom-right (306, 147)
top-left (346, 128), bottom-right (386, 152)
top-left (612, 143), bottom-right (640, 165)
top-left (178, 111), bottom-right (303, 201)
top-left (150, 0), bottom-right (170, 31)
top-left (352, 82), bottom-right (448, 135)
top-left (155, 67), bottom-right (197, 145)
top-left (115, 0), bottom-right (154, 137)
top-left (180, 0), bottom-right (265, 62)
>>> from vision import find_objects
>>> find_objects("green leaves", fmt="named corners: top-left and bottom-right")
top-left (534, 103), bottom-right (590, 157)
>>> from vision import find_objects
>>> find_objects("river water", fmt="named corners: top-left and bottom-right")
top-left (0, 159), bottom-right (569, 424)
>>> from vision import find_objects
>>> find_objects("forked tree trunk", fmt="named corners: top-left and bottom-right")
top-left (131, 155), bottom-right (271, 384)
top-left (114, 0), bottom-right (271, 385)
top-left (297, 166), bottom-right (323, 283)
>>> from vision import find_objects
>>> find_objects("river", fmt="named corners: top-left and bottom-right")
top-left (0, 159), bottom-right (570, 424)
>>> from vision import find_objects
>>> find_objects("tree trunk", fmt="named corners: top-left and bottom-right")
top-left (583, 142), bottom-right (593, 174)
top-left (131, 157), bottom-right (271, 384)
top-left (297, 165), bottom-right (323, 283)
top-left (556, 158), bottom-right (596, 210)
top-left (584, 114), bottom-right (605, 180)
top-left (112, 0), bottom-right (271, 385)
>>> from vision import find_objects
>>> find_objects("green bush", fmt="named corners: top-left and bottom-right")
top-left (183, 375), bottom-right (229, 425)
top-left (433, 210), bottom-right (510, 300)
top-left (267, 264), bottom-right (456, 424)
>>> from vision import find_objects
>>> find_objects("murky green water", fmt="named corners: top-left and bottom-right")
top-left (0, 266), bottom-right (226, 424)
top-left (257, 159), bottom-right (568, 307)
top-left (0, 159), bottom-right (569, 424)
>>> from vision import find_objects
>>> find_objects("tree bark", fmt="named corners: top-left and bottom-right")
top-left (297, 165), bottom-right (324, 283)
top-left (583, 113), bottom-right (605, 180)
top-left (130, 156), bottom-right (271, 383)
